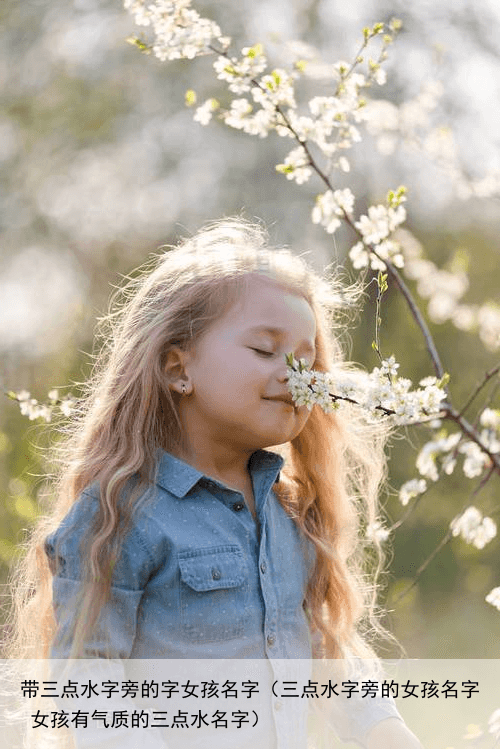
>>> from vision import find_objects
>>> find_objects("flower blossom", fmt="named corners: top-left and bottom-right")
top-left (458, 440), bottom-right (492, 478)
top-left (450, 506), bottom-right (497, 550)
top-left (486, 588), bottom-right (500, 613)
top-left (213, 44), bottom-right (267, 94)
top-left (355, 204), bottom-right (406, 246)
top-left (193, 98), bottom-right (219, 125)
top-left (276, 146), bottom-right (312, 184)
top-left (12, 389), bottom-right (76, 422)
top-left (285, 354), bottom-right (447, 426)
top-left (416, 432), bottom-right (461, 481)
top-left (124, 0), bottom-right (229, 61)
top-left (399, 478), bottom-right (427, 506)
top-left (311, 189), bottom-right (355, 234)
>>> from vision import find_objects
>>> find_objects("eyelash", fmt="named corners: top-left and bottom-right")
top-left (250, 348), bottom-right (316, 366)
top-left (251, 348), bottom-right (274, 358)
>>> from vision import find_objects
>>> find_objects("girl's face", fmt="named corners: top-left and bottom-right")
top-left (168, 276), bottom-right (317, 455)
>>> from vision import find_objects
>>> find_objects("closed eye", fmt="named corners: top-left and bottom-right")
top-left (250, 348), bottom-right (274, 357)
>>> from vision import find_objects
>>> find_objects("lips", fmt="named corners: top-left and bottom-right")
top-left (265, 396), bottom-right (296, 407)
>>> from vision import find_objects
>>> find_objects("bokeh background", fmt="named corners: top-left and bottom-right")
top-left (1, 0), bottom-right (499, 657)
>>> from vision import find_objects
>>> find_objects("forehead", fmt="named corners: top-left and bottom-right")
top-left (226, 276), bottom-right (316, 339)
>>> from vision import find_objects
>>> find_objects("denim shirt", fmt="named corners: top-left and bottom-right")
top-left (45, 448), bottom-right (402, 748)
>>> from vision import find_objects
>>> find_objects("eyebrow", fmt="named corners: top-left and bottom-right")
top-left (245, 326), bottom-right (316, 354)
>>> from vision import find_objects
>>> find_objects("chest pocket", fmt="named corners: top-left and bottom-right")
top-left (178, 546), bottom-right (248, 643)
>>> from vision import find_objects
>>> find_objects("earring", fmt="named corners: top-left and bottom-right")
top-left (181, 383), bottom-right (187, 394)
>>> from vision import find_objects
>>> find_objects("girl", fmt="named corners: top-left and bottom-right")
top-left (6, 218), bottom-right (422, 748)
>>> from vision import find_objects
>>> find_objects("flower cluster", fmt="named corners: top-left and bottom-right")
top-left (124, 0), bottom-right (230, 61)
top-left (415, 432), bottom-right (462, 482)
top-left (397, 229), bottom-right (500, 352)
top-left (312, 185), bottom-right (407, 270)
top-left (415, 425), bottom-right (497, 483)
top-left (450, 506), bottom-right (497, 550)
top-left (213, 44), bottom-right (267, 93)
top-left (311, 188), bottom-right (355, 234)
top-left (284, 353), bottom-right (448, 426)
top-left (211, 63), bottom-right (298, 139)
top-left (360, 79), bottom-right (500, 201)
top-left (8, 389), bottom-right (76, 423)
top-left (169, 15), bottom-right (401, 183)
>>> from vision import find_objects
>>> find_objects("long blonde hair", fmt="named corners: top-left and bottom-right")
top-left (5, 217), bottom-right (396, 662)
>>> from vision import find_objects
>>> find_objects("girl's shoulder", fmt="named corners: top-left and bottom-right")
top-left (44, 479), bottom-right (171, 586)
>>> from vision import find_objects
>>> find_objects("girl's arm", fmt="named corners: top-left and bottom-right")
top-left (365, 717), bottom-right (424, 749)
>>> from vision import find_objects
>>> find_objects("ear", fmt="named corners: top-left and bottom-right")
top-left (164, 347), bottom-right (190, 394)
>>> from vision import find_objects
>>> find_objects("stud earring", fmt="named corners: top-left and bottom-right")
top-left (181, 383), bottom-right (187, 394)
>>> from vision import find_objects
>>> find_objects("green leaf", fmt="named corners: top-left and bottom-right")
top-left (437, 373), bottom-right (451, 389)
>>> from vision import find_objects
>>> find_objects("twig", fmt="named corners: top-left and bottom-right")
top-left (457, 362), bottom-right (500, 419)
top-left (390, 463), bottom-right (496, 604)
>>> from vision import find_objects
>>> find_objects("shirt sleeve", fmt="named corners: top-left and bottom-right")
top-left (44, 488), bottom-right (169, 749)
top-left (44, 488), bottom-right (157, 660)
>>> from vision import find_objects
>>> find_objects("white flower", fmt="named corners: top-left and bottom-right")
top-left (355, 205), bottom-right (391, 245)
top-left (399, 478), bottom-right (427, 506)
top-left (451, 507), bottom-right (497, 549)
top-left (338, 156), bottom-right (350, 173)
top-left (276, 146), bottom-right (312, 184)
top-left (48, 389), bottom-right (59, 401)
top-left (416, 433), bottom-right (461, 481)
top-left (478, 303), bottom-right (500, 351)
top-left (213, 45), bottom-right (267, 93)
top-left (311, 189), bottom-right (355, 235)
top-left (486, 588), bottom-right (500, 613)
top-left (349, 242), bottom-right (369, 269)
top-left (252, 69), bottom-right (296, 109)
top-left (193, 98), bottom-right (218, 125)
top-left (452, 304), bottom-right (477, 331)
top-left (222, 98), bottom-right (253, 129)
top-left (480, 409), bottom-right (500, 433)
top-left (458, 441), bottom-right (491, 478)
top-left (381, 355), bottom-right (399, 378)
top-left (366, 521), bottom-right (390, 543)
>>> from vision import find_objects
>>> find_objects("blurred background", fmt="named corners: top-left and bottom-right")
top-left (1, 0), bottom-right (499, 657)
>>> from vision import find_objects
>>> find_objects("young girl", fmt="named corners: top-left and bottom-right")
top-left (7, 218), bottom-right (422, 748)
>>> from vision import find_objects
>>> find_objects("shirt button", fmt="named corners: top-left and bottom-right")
top-left (232, 501), bottom-right (245, 512)
top-left (267, 633), bottom-right (276, 647)
top-left (260, 561), bottom-right (267, 574)
top-left (274, 699), bottom-right (283, 711)
top-left (211, 568), bottom-right (221, 580)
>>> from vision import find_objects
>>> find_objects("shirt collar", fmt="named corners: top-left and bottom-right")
top-left (155, 447), bottom-right (285, 499)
